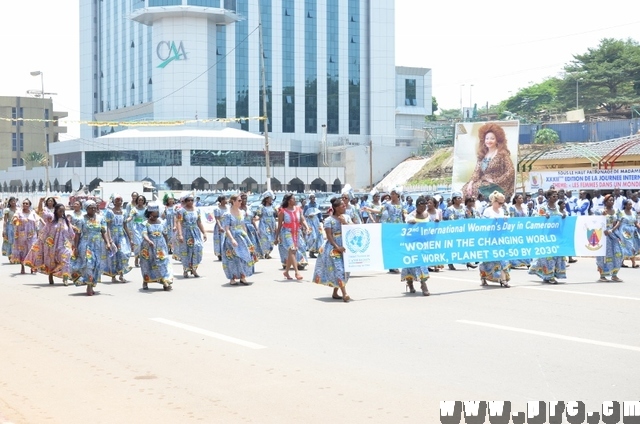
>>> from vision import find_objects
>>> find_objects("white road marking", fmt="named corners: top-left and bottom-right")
top-left (520, 286), bottom-right (640, 301)
top-left (457, 320), bottom-right (640, 353)
top-left (151, 318), bottom-right (266, 350)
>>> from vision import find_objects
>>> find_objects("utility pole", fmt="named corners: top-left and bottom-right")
top-left (369, 140), bottom-right (373, 189)
top-left (258, 1), bottom-right (271, 191)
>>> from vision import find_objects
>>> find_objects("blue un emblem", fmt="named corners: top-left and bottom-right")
top-left (345, 227), bottom-right (370, 254)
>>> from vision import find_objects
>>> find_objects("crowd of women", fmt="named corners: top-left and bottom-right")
top-left (2, 186), bottom-right (639, 299)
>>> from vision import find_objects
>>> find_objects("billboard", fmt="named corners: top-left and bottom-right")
top-left (451, 121), bottom-right (520, 201)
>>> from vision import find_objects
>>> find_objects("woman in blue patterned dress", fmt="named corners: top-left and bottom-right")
top-left (222, 194), bottom-right (258, 285)
top-left (213, 195), bottom-right (228, 261)
top-left (508, 193), bottom-right (531, 269)
top-left (275, 193), bottom-right (310, 280)
top-left (304, 204), bottom-right (324, 259)
top-left (380, 188), bottom-right (406, 274)
top-left (401, 196), bottom-right (431, 296)
top-left (161, 194), bottom-right (177, 255)
top-left (2, 196), bottom-right (18, 258)
top-left (528, 189), bottom-right (567, 284)
top-left (69, 200), bottom-right (85, 231)
top-left (103, 194), bottom-right (132, 283)
top-left (71, 201), bottom-right (112, 296)
top-left (255, 191), bottom-right (277, 259)
top-left (312, 197), bottom-right (352, 302)
top-left (140, 205), bottom-right (173, 291)
top-left (127, 195), bottom-right (147, 268)
top-left (479, 191), bottom-right (511, 287)
top-left (617, 199), bottom-right (639, 268)
top-left (444, 192), bottom-right (477, 270)
top-left (175, 195), bottom-right (207, 278)
top-left (595, 194), bottom-right (624, 282)
top-left (240, 193), bottom-right (263, 259)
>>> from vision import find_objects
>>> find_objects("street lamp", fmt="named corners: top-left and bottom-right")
top-left (576, 77), bottom-right (583, 110)
top-left (460, 84), bottom-right (465, 120)
top-left (30, 70), bottom-right (50, 196)
top-left (469, 84), bottom-right (474, 109)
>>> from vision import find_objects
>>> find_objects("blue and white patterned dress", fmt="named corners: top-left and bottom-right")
top-left (2, 207), bottom-right (17, 257)
top-left (380, 202), bottom-right (405, 224)
top-left (479, 207), bottom-right (510, 284)
top-left (528, 204), bottom-right (566, 281)
top-left (304, 207), bottom-right (325, 254)
top-left (213, 205), bottom-right (228, 257)
top-left (508, 204), bottom-right (531, 268)
top-left (312, 215), bottom-right (351, 288)
top-left (128, 206), bottom-right (147, 256)
top-left (400, 214), bottom-right (431, 284)
top-left (103, 208), bottom-right (132, 277)
top-left (162, 204), bottom-right (177, 253)
top-left (595, 209), bottom-right (623, 277)
top-left (71, 215), bottom-right (108, 287)
top-left (256, 204), bottom-right (277, 256)
top-left (176, 208), bottom-right (204, 272)
top-left (140, 220), bottom-right (173, 287)
top-left (222, 211), bottom-right (258, 280)
top-left (242, 207), bottom-right (263, 258)
top-left (616, 210), bottom-right (639, 260)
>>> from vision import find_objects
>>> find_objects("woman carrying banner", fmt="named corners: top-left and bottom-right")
top-left (478, 191), bottom-right (510, 287)
top-left (401, 196), bottom-right (431, 296)
top-left (462, 123), bottom-right (515, 201)
top-left (594, 195), bottom-right (624, 282)
top-left (312, 197), bottom-right (352, 302)
top-left (508, 193), bottom-right (531, 269)
top-left (528, 189), bottom-right (567, 284)
top-left (617, 199), bottom-right (639, 268)
top-left (444, 192), bottom-right (476, 270)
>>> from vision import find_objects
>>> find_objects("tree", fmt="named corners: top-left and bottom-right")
top-left (534, 128), bottom-right (559, 145)
top-left (502, 78), bottom-right (563, 122)
top-left (23, 152), bottom-right (47, 169)
top-left (564, 38), bottom-right (640, 113)
top-left (426, 96), bottom-right (439, 121)
top-left (437, 107), bottom-right (463, 122)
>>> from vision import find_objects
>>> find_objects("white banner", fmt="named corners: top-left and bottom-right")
top-left (529, 168), bottom-right (640, 191)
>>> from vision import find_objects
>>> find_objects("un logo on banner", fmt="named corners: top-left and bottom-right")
top-left (345, 227), bottom-right (370, 254)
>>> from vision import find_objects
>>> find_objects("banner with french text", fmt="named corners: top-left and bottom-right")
top-left (529, 168), bottom-right (640, 191)
top-left (343, 216), bottom-right (607, 272)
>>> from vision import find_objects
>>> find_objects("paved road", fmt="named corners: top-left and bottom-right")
top-left (1, 238), bottom-right (639, 423)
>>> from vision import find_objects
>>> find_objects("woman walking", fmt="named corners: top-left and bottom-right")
top-left (140, 204), bottom-right (173, 291)
top-left (275, 193), bottom-right (309, 280)
top-left (175, 194), bottom-right (207, 278)
top-left (240, 193), bottom-right (263, 259)
top-left (222, 194), bottom-right (258, 285)
top-left (2, 196), bottom-right (18, 258)
top-left (24, 204), bottom-right (75, 285)
top-left (312, 197), bottom-right (352, 302)
top-left (444, 192), bottom-right (476, 270)
top-left (69, 200), bottom-right (85, 230)
top-left (508, 193), bottom-right (531, 269)
top-left (71, 201), bottom-right (112, 296)
top-left (617, 199), bottom-right (639, 268)
top-left (478, 191), bottom-right (511, 287)
top-left (304, 203), bottom-right (324, 259)
top-left (127, 195), bottom-right (148, 267)
top-left (213, 195), bottom-right (229, 261)
top-left (255, 191), bottom-right (277, 259)
top-left (103, 194), bottom-right (133, 282)
top-left (595, 194), bottom-right (624, 282)
top-left (528, 189), bottom-right (567, 284)
top-left (161, 194), bottom-right (177, 255)
top-left (379, 188), bottom-right (406, 274)
top-left (10, 199), bottom-right (42, 274)
top-left (401, 196), bottom-right (431, 295)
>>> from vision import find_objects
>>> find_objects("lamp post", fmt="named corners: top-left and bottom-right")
top-left (30, 70), bottom-right (49, 196)
top-left (460, 84), bottom-right (465, 120)
top-left (469, 84), bottom-right (474, 109)
top-left (575, 77), bottom-right (583, 109)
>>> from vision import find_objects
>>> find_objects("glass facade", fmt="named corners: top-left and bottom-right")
top-left (190, 150), bottom-right (285, 167)
top-left (326, 0), bottom-right (339, 134)
top-left (348, 0), bottom-right (360, 134)
top-left (235, 0), bottom-right (249, 131)
top-left (259, 0), bottom-right (273, 133)
top-left (304, 0), bottom-right (317, 134)
top-left (216, 25), bottom-right (227, 118)
top-left (85, 150), bottom-right (182, 167)
top-left (149, 0), bottom-right (182, 6)
top-left (288, 152), bottom-right (318, 167)
top-left (282, 0), bottom-right (295, 133)
top-left (405, 79), bottom-right (417, 105)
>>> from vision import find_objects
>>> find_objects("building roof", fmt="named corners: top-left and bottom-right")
top-left (99, 126), bottom-right (265, 140)
top-left (536, 134), bottom-right (640, 161)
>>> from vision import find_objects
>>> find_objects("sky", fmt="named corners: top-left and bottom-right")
top-left (1, 0), bottom-right (639, 139)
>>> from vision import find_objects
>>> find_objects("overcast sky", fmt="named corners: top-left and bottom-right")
top-left (1, 0), bottom-right (638, 138)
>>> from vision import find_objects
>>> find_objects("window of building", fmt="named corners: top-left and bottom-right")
top-left (19, 133), bottom-right (24, 151)
top-left (190, 150), bottom-right (286, 167)
top-left (11, 107), bottom-right (16, 126)
top-left (148, 0), bottom-right (182, 6)
top-left (45, 109), bottom-right (49, 127)
top-left (12, 133), bottom-right (17, 151)
top-left (405, 79), bottom-right (417, 106)
top-left (12, 158), bottom-right (18, 167)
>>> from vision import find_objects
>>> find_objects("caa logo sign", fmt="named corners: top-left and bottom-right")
top-left (157, 41), bottom-right (187, 69)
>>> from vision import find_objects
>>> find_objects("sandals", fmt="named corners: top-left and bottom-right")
top-left (480, 278), bottom-right (488, 286)
top-left (239, 279), bottom-right (249, 285)
top-left (283, 272), bottom-right (293, 280)
top-left (332, 294), bottom-right (343, 300)
top-left (163, 283), bottom-right (172, 291)
top-left (500, 280), bottom-right (511, 288)
top-left (598, 277), bottom-right (610, 282)
top-left (191, 270), bottom-right (200, 278)
top-left (611, 276), bottom-right (623, 282)
top-left (183, 271), bottom-right (190, 278)
top-left (142, 282), bottom-right (149, 290)
top-left (343, 295), bottom-right (351, 303)
top-left (295, 274), bottom-right (304, 280)
top-left (229, 280), bottom-right (238, 285)
top-left (118, 275), bottom-right (127, 283)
